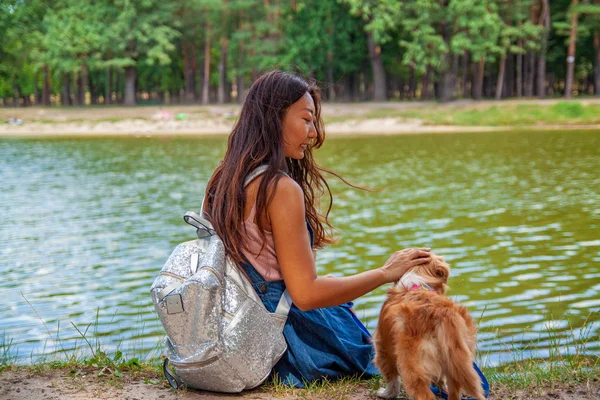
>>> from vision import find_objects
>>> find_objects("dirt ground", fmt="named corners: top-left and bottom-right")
top-left (1, 368), bottom-right (598, 400)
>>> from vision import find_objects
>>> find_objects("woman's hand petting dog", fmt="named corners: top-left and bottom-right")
top-left (380, 247), bottom-right (431, 283)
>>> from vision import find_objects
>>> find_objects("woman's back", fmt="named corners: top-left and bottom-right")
top-left (241, 177), bottom-right (282, 282)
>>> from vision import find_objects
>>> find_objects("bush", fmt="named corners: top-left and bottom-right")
top-left (552, 101), bottom-right (585, 118)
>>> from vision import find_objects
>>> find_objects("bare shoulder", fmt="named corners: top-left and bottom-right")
top-left (272, 174), bottom-right (302, 195)
top-left (268, 175), bottom-right (305, 215)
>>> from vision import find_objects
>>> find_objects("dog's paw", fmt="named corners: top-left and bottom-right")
top-left (376, 386), bottom-right (398, 399)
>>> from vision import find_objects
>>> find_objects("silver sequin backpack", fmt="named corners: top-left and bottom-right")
top-left (150, 166), bottom-right (292, 392)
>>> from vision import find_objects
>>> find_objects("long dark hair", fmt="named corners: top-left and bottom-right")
top-left (205, 70), bottom-right (341, 264)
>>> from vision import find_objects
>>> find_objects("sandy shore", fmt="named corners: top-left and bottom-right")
top-left (1, 367), bottom-right (598, 400)
top-left (0, 118), bottom-right (512, 137)
top-left (2, 100), bottom-right (600, 137)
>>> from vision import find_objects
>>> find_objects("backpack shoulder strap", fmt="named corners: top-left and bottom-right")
top-left (244, 165), bottom-right (269, 186)
top-left (184, 211), bottom-right (214, 233)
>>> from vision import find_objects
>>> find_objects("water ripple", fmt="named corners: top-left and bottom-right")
top-left (1, 132), bottom-right (599, 366)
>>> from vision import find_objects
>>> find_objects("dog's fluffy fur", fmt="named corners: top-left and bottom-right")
top-left (373, 254), bottom-right (485, 400)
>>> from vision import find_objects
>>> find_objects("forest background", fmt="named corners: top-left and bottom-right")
top-left (1, 0), bottom-right (600, 108)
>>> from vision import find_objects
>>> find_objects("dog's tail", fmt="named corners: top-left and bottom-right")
top-left (439, 315), bottom-right (485, 400)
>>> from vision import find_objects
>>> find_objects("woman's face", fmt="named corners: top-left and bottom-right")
top-left (281, 92), bottom-right (317, 159)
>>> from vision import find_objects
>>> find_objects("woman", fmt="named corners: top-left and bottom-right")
top-left (204, 70), bottom-right (431, 387)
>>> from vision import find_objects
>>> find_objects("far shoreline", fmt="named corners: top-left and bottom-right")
top-left (2, 121), bottom-right (600, 138)
top-left (2, 99), bottom-right (600, 137)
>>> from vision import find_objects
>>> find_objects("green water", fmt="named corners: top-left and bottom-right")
top-left (1, 130), bottom-right (599, 366)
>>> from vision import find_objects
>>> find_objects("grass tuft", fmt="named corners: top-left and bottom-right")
top-left (482, 311), bottom-right (599, 393)
top-left (266, 373), bottom-right (380, 399)
top-left (1, 332), bottom-right (18, 372)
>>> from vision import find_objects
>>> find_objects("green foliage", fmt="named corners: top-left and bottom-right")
top-left (0, 0), bottom-right (598, 102)
top-left (107, 0), bottom-right (180, 67)
top-left (342, 0), bottom-right (402, 44)
top-left (39, 1), bottom-right (110, 72)
top-left (276, 0), bottom-right (367, 78)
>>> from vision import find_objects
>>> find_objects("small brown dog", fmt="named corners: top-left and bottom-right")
top-left (373, 254), bottom-right (485, 400)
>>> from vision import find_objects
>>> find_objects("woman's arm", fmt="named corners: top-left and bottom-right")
top-left (269, 177), bottom-right (430, 311)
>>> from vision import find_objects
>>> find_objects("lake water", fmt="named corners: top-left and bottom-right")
top-left (1, 130), bottom-right (599, 367)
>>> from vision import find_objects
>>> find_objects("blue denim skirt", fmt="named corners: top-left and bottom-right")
top-left (239, 223), bottom-right (378, 388)
top-left (239, 260), bottom-right (379, 387)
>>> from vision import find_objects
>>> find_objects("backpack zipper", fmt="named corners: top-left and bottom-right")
top-left (159, 271), bottom-right (185, 281)
top-left (199, 266), bottom-right (224, 286)
top-left (170, 356), bottom-right (219, 369)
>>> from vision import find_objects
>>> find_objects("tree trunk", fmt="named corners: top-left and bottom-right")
top-left (421, 65), bottom-right (432, 100)
top-left (409, 68), bottom-right (417, 99)
top-left (79, 63), bottom-right (88, 106)
top-left (218, 36), bottom-right (228, 104)
top-left (115, 71), bottom-right (122, 103)
top-left (352, 72), bottom-right (360, 101)
top-left (473, 58), bottom-right (485, 100)
top-left (183, 40), bottom-right (196, 104)
top-left (340, 74), bottom-right (352, 102)
top-left (33, 69), bottom-right (40, 105)
top-left (537, 0), bottom-right (550, 98)
top-left (61, 73), bottom-right (71, 106)
top-left (524, 53), bottom-right (531, 96)
top-left (593, 28), bottom-right (600, 95)
top-left (486, 68), bottom-right (495, 97)
top-left (398, 77), bottom-right (405, 99)
top-left (72, 71), bottom-right (80, 106)
top-left (548, 72), bottom-right (556, 96)
top-left (197, 52), bottom-right (204, 102)
top-left (565, 0), bottom-right (579, 99)
top-left (366, 31), bottom-right (387, 101)
top-left (438, 22), bottom-right (455, 102)
top-left (105, 68), bottom-right (112, 105)
top-left (496, 56), bottom-right (506, 100)
top-left (461, 52), bottom-right (470, 98)
top-left (236, 30), bottom-right (246, 103)
top-left (327, 52), bottom-right (335, 101)
top-left (441, 54), bottom-right (459, 102)
top-left (124, 66), bottom-right (137, 106)
top-left (359, 70), bottom-right (368, 101)
top-left (12, 79), bottom-right (21, 107)
top-left (89, 74), bottom-right (97, 105)
top-left (516, 40), bottom-right (523, 97)
top-left (232, 32), bottom-right (243, 103)
top-left (390, 75), bottom-right (400, 99)
top-left (210, 85), bottom-right (218, 103)
top-left (525, 53), bottom-right (535, 97)
top-left (202, 21), bottom-right (212, 105)
top-left (42, 65), bottom-right (51, 106)
top-left (505, 53), bottom-right (514, 97)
